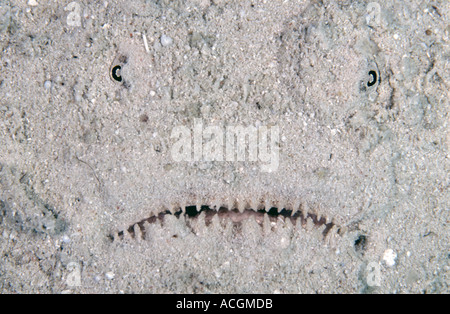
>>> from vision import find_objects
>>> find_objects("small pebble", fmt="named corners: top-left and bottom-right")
top-left (62, 235), bottom-right (71, 243)
top-left (105, 272), bottom-right (115, 280)
top-left (160, 34), bottom-right (173, 47)
top-left (28, 0), bottom-right (38, 6)
top-left (44, 81), bottom-right (52, 90)
top-left (383, 249), bottom-right (397, 267)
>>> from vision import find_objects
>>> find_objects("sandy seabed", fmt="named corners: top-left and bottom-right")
top-left (0, 0), bottom-right (448, 293)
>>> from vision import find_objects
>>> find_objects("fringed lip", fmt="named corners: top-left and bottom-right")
top-left (110, 203), bottom-right (343, 243)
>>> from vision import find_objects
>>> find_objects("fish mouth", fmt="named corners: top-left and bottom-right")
top-left (111, 203), bottom-right (342, 242)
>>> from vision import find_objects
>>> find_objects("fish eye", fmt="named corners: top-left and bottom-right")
top-left (367, 70), bottom-right (378, 87)
top-left (111, 65), bottom-right (122, 82)
top-left (110, 54), bottom-right (127, 84)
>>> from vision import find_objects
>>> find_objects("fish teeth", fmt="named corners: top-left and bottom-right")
top-left (146, 209), bottom-right (156, 220)
top-left (312, 224), bottom-right (326, 240)
top-left (312, 204), bottom-right (320, 218)
top-left (316, 212), bottom-right (323, 225)
top-left (324, 224), bottom-right (337, 238)
top-left (134, 224), bottom-right (144, 241)
top-left (324, 225), bottom-right (339, 247)
top-left (198, 211), bottom-right (208, 233)
top-left (228, 198), bottom-right (236, 211)
top-left (237, 200), bottom-right (246, 213)
top-left (142, 220), bottom-right (151, 234)
top-left (220, 199), bottom-right (229, 211)
top-left (254, 211), bottom-right (265, 226)
top-left (285, 216), bottom-right (295, 230)
top-left (292, 198), bottom-right (301, 213)
top-left (210, 199), bottom-right (221, 211)
top-left (196, 200), bottom-right (203, 212)
top-left (263, 213), bottom-right (272, 235)
top-left (250, 198), bottom-right (259, 212)
top-left (167, 204), bottom-right (176, 214)
top-left (316, 222), bottom-right (326, 234)
top-left (211, 213), bottom-right (221, 229)
top-left (305, 216), bottom-right (314, 231)
top-left (267, 198), bottom-right (278, 211)
top-left (180, 201), bottom-right (188, 213)
top-left (301, 202), bottom-right (309, 218)
top-left (159, 204), bottom-right (168, 215)
top-left (256, 199), bottom-right (265, 211)
top-left (278, 198), bottom-right (288, 212)
top-left (263, 197), bottom-right (271, 211)
top-left (123, 228), bottom-right (133, 241)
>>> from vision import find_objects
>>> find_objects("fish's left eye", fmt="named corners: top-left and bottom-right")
top-left (367, 70), bottom-right (378, 87)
